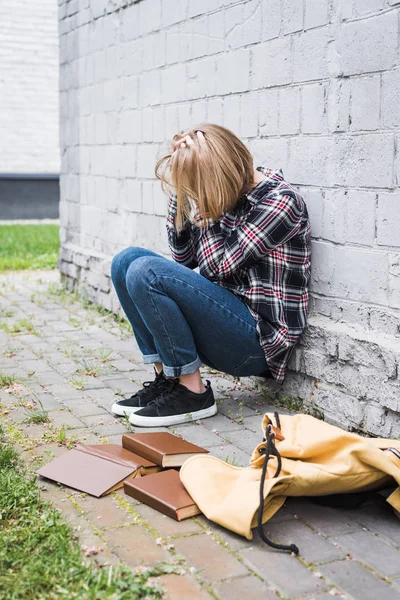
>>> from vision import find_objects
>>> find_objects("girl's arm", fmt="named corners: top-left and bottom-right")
top-left (166, 194), bottom-right (198, 269)
top-left (197, 191), bottom-right (304, 280)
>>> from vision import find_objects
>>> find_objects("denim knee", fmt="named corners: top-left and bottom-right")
top-left (125, 255), bottom-right (162, 298)
top-left (111, 247), bottom-right (150, 287)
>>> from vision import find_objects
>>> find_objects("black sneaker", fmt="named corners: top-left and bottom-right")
top-left (111, 371), bottom-right (176, 417)
top-left (129, 380), bottom-right (217, 427)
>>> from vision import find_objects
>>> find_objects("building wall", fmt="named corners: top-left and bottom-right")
top-left (0, 0), bottom-right (60, 175)
top-left (58, 0), bottom-right (400, 437)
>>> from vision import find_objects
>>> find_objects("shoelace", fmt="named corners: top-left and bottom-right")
top-left (257, 411), bottom-right (300, 555)
top-left (149, 380), bottom-right (182, 409)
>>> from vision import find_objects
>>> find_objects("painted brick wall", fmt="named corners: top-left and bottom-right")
top-left (0, 0), bottom-right (60, 174)
top-left (58, 0), bottom-right (400, 436)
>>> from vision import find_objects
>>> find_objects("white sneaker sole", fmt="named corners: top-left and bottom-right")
top-left (129, 403), bottom-right (218, 427)
top-left (111, 403), bottom-right (143, 417)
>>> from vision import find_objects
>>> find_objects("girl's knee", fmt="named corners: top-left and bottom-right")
top-left (111, 247), bottom-right (150, 283)
top-left (125, 255), bottom-right (166, 296)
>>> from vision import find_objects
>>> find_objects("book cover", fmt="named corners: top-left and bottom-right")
top-left (124, 468), bottom-right (201, 521)
top-left (36, 444), bottom-right (160, 497)
top-left (122, 432), bottom-right (208, 467)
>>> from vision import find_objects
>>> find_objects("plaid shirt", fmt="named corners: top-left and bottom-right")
top-left (166, 167), bottom-right (311, 383)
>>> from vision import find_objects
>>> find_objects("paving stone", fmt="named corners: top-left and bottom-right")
top-left (63, 398), bottom-right (109, 418)
top-left (79, 413), bottom-right (129, 436)
top-left (50, 409), bottom-right (85, 430)
top-left (223, 429), bottom-right (263, 455)
top-left (196, 516), bottom-right (252, 551)
top-left (45, 383), bottom-right (84, 401)
top-left (285, 498), bottom-right (362, 537)
top-left (110, 358), bottom-right (138, 372)
top-left (255, 519), bottom-right (344, 564)
top-left (135, 503), bottom-right (203, 537)
top-left (18, 358), bottom-right (53, 373)
top-left (348, 502), bottom-right (400, 546)
top-left (333, 530), bottom-right (400, 578)
top-left (87, 387), bottom-right (117, 408)
top-left (102, 376), bottom-right (138, 395)
top-left (34, 392), bottom-right (62, 411)
top-left (173, 533), bottom-right (249, 581)
top-left (320, 560), bottom-right (400, 600)
top-left (213, 575), bottom-right (279, 600)
top-left (102, 525), bottom-right (169, 567)
top-left (201, 412), bottom-right (245, 433)
top-left (82, 376), bottom-right (112, 390)
top-left (218, 397), bottom-right (256, 420)
top-left (78, 493), bottom-right (135, 529)
top-left (160, 573), bottom-right (214, 600)
top-left (174, 423), bottom-right (224, 448)
top-left (208, 443), bottom-right (251, 467)
top-left (240, 546), bottom-right (328, 597)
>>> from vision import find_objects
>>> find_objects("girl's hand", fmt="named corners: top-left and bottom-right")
top-left (172, 130), bottom-right (204, 152)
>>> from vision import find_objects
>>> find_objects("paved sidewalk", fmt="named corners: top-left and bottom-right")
top-left (0, 270), bottom-right (399, 600)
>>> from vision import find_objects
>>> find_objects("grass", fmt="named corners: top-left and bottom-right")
top-left (0, 224), bottom-right (59, 271)
top-left (0, 424), bottom-right (175, 599)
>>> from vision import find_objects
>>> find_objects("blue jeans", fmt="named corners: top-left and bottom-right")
top-left (111, 247), bottom-right (268, 378)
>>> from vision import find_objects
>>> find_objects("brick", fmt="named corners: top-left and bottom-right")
top-left (382, 69), bottom-right (400, 128)
top-left (282, 0), bottom-right (303, 34)
top-left (350, 75), bottom-right (380, 131)
top-left (161, 64), bottom-right (187, 103)
top-left (345, 190), bottom-right (376, 246)
top-left (216, 49), bottom-right (250, 95)
top-left (260, 0), bottom-right (282, 40)
top-left (320, 560), bottom-right (400, 600)
top-left (293, 28), bottom-right (332, 83)
top-left (102, 525), bottom-right (169, 567)
top-left (339, 12), bottom-right (398, 75)
top-left (240, 546), bottom-right (327, 596)
top-left (139, 0), bottom-right (161, 36)
top-left (251, 138), bottom-right (289, 175)
top-left (288, 136), bottom-right (334, 187)
top-left (240, 92), bottom-right (258, 138)
top-left (173, 534), bottom-right (249, 581)
top-left (252, 38), bottom-right (291, 88)
top-left (279, 86), bottom-right (300, 134)
top-left (327, 77), bottom-right (350, 132)
top-left (241, 0), bottom-right (262, 46)
top-left (304, 0), bottom-right (329, 29)
top-left (223, 95), bottom-right (241, 134)
top-left (377, 192), bottom-right (400, 247)
top-left (355, 0), bottom-right (385, 13)
top-left (160, 574), bottom-right (213, 600)
top-left (162, 0), bottom-right (188, 27)
top-left (302, 83), bottom-right (327, 133)
top-left (259, 88), bottom-right (279, 136)
top-left (320, 189), bottom-right (347, 243)
top-left (333, 133), bottom-right (394, 188)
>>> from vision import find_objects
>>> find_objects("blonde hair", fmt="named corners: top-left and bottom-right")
top-left (155, 123), bottom-right (254, 230)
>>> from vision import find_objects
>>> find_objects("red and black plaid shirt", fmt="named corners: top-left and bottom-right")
top-left (166, 167), bottom-right (311, 383)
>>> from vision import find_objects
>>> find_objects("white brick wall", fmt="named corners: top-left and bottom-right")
top-left (59, 0), bottom-right (400, 436)
top-left (0, 0), bottom-right (60, 174)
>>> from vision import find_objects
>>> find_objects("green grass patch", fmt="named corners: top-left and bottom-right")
top-left (0, 425), bottom-right (176, 599)
top-left (0, 224), bottom-right (60, 271)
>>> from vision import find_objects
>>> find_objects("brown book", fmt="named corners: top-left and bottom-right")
top-left (36, 444), bottom-right (160, 497)
top-left (122, 432), bottom-right (209, 467)
top-left (124, 468), bottom-right (201, 521)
